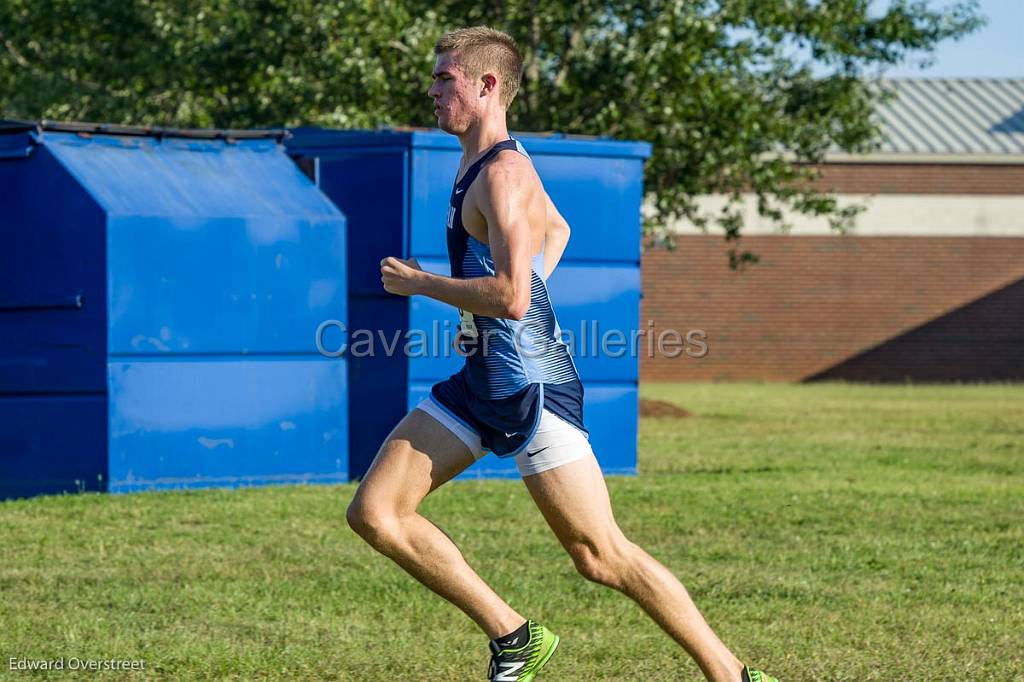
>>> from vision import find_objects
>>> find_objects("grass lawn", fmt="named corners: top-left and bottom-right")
top-left (1, 383), bottom-right (1022, 680)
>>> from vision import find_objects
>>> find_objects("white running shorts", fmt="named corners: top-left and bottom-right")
top-left (415, 395), bottom-right (592, 477)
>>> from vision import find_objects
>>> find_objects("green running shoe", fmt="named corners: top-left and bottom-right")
top-left (743, 666), bottom-right (780, 682)
top-left (487, 620), bottom-right (559, 681)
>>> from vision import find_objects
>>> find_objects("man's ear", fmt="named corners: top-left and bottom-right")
top-left (480, 72), bottom-right (498, 97)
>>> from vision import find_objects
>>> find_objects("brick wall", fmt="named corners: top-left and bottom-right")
top-left (805, 163), bottom-right (1024, 195)
top-left (640, 235), bottom-right (1024, 381)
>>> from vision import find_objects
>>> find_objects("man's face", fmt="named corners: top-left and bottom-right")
top-left (428, 51), bottom-right (479, 135)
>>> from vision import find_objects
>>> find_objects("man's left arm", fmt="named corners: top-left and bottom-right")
top-left (379, 154), bottom-right (535, 320)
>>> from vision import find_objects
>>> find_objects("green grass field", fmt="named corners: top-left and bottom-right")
top-left (1, 383), bottom-right (1022, 681)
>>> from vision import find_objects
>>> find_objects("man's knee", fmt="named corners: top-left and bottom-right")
top-left (345, 440), bottom-right (414, 544)
top-left (346, 493), bottom-right (398, 547)
top-left (568, 538), bottom-right (633, 588)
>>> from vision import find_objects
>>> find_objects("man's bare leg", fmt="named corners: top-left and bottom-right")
top-left (522, 453), bottom-right (746, 682)
top-left (346, 409), bottom-right (525, 639)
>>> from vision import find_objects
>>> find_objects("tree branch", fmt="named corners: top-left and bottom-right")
top-left (554, 2), bottom-right (586, 90)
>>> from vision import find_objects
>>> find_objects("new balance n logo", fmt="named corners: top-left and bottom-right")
top-left (494, 661), bottom-right (525, 681)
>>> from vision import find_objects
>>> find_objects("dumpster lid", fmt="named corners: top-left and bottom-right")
top-left (287, 126), bottom-right (652, 159)
top-left (0, 119), bottom-right (288, 142)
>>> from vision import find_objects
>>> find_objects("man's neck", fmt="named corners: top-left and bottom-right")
top-left (458, 116), bottom-right (510, 165)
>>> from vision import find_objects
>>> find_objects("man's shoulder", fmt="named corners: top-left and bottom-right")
top-left (484, 147), bottom-right (533, 173)
top-left (476, 149), bottom-right (538, 195)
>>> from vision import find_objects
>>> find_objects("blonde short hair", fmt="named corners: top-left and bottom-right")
top-left (435, 26), bottom-right (523, 109)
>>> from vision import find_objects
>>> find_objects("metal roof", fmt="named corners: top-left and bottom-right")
top-left (870, 79), bottom-right (1024, 157)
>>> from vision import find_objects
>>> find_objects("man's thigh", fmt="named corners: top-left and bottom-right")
top-left (353, 408), bottom-right (477, 516)
top-left (520, 453), bottom-right (626, 552)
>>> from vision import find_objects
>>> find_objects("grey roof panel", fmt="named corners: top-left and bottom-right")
top-left (870, 79), bottom-right (1024, 155)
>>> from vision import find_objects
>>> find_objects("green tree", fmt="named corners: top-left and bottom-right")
top-left (0, 0), bottom-right (982, 256)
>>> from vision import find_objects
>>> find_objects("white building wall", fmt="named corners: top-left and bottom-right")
top-left (663, 193), bottom-right (1024, 236)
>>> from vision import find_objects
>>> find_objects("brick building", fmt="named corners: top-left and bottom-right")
top-left (641, 79), bottom-right (1024, 382)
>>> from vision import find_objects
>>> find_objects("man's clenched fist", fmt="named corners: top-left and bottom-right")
top-left (380, 256), bottom-right (423, 296)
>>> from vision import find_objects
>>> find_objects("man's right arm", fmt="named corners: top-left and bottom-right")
top-left (542, 192), bottom-right (570, 278)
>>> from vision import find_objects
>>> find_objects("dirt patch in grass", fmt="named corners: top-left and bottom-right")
top-left (639, 398), bottom-right (692, 418)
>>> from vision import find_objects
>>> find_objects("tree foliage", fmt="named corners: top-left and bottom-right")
top-left (0, 0), bottom-right (982, 252)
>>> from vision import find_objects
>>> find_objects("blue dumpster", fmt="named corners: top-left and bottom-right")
top-left (286, 128), bottom-right (650, 480)
top-left (0, 122), bottom-right (348, 499)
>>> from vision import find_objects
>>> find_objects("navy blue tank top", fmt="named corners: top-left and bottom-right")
top-left (432, 138), bottom-right (588, 457)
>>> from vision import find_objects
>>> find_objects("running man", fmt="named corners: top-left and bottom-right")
top-left (347, 26), bottom-right (780, 682)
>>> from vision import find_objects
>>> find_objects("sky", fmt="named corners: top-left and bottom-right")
top-left (882, 0), bottom-right (1023, 78)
